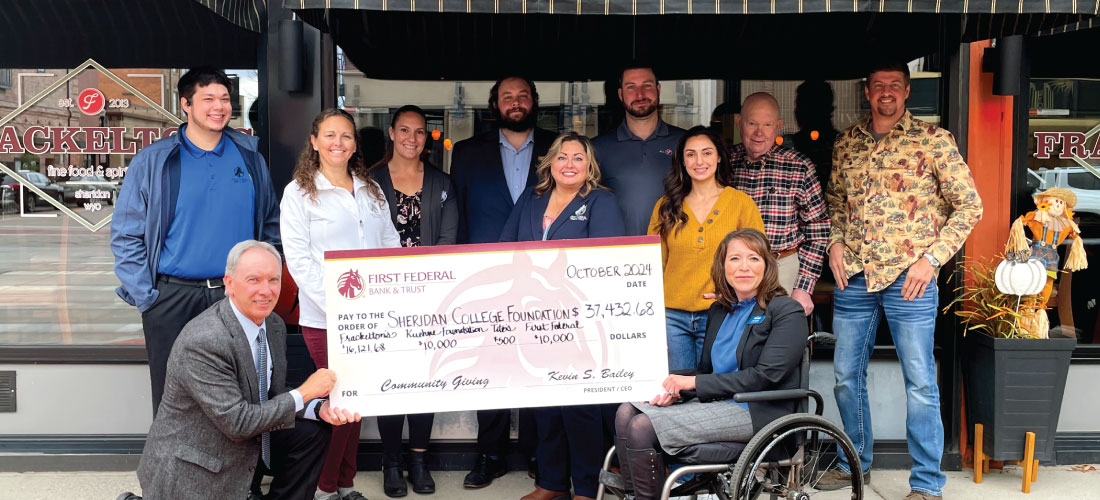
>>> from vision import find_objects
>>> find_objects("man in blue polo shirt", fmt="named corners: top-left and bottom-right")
top-left (111, 66), bottom-right (280, 415)
top-left (592, 63), bottom-right (685, 236)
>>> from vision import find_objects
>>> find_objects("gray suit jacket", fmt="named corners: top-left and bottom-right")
top-left (137, 299), bottom-right (298, 500)
top-left (371, 162), bottom-right (458, 246)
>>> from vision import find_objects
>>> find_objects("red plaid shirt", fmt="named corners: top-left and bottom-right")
top-left (730, 144), bottom-right (830, 293)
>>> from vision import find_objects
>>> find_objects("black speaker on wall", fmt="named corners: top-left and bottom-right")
top-left (982, 35), bottom-right (1024, 97)
top-left (279, 19), bottom-right (305, 92)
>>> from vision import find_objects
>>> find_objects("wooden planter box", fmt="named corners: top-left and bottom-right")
top-left (962, 334), bottom-right (1076, 462)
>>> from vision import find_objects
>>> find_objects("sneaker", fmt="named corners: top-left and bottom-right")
top-left (814, 468), bottom-right (870, 491)
top-left (315, 492), bottom-right (339, 500)
top-left (903, 491), bottom-right (942, 500)
top-left (342, 491), bottom-right (369, 500)
top-left (462, 454), bottom-right (507, 488)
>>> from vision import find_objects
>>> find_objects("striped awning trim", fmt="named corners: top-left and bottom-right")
top-left (193, 0), bottom-right (267, 31)
top-left (285, 0), bottom-right (1098, 14)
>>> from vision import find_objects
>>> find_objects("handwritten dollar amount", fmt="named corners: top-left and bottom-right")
top-left (582, 301), bottom-right (655, 319)
top-left (418, 339), bottom-right (458, 351)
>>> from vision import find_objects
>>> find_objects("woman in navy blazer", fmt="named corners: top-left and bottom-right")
top-left (499, 133), bottom-right (625, 243)
top-left (500, 132), bottom-right (625, 500)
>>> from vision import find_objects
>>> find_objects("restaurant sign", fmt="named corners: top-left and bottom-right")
top-left (0, 59), bottom-right (182, 232)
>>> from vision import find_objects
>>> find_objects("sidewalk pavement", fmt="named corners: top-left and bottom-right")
top-left (1, 465), bottom-right (1096, 500)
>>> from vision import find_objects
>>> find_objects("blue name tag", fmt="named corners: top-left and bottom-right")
top-left (748, 315), bottom-right (765, 325)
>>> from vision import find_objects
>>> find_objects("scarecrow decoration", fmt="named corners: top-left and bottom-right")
top-left (1000, 187), bottom-right (1088, 338)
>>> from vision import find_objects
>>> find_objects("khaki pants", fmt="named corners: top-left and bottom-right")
top-left (777, 253), bottom-right (799, 294)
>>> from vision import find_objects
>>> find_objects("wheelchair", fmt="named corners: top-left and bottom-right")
top-left (595, 332), bottom-right (863, 500)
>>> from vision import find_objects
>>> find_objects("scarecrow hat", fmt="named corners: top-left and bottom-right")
top-left (1034, 187), bottom-right (1077, 210)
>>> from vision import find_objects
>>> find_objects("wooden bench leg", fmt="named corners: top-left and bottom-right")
top-left (1032, 459), bottom-right (1039, 482)
top-left (1022, 432), bottom-right (1036, 493)
top-left (974, 424), bottom-right (984, 484)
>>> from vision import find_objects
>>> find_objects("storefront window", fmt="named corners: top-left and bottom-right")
top-left (1027, 78), bottom-right (1100, 344)
top-left (0, 64), bottom-right (257, 346)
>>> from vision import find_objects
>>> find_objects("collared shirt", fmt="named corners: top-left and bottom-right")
top-left (710, 298), bottom-right (757, 411)
top-left (593, 119), bottom-right (685, 236)
top-left (499, 129), bottom-right (535, 203)
top-left (227, 298), bottom-right (305, 413)
top-left (730, 144), bottom-right (830, 293)
top-left (158, 129), bottom-right (254, 279)
top-left (280, 174), bottom-right (401, 329)
top-left (827, 111), bottom-right (983, 292)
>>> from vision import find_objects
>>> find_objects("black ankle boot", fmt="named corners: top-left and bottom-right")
top-left (383, 453), bottom-right (408, 498)
top-left (625, 446), bottom-right (666, 500)
top-left (407, 451), bottom-right (435, 494)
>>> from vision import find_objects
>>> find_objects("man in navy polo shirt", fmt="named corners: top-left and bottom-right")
top-left (592, 63), bottom-right (685, 236)
top-left (111, 66), bottom-right (280, 415)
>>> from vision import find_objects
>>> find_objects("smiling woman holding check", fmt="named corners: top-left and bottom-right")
top-left (613, 228), bottom-right (807, 500)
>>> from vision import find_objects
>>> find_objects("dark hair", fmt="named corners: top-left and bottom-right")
top-left (618, 61), bottom-right (657, 87)
top-left (292, 108), bottom-right (382, 203)
top-left (864, 59), bottom-right (911, 86)
top-left (533, 132), bottom-right (602, 197)
top-left (488, 76), bottom-right (539, 120)
top-left (710, 228), bottom-right (786, 311)
top-left (178, 66), bottom-right (233, 106)
top-left (655, 126), bottom-right (732, 239)
top-left (370, 105), bottom-right (428, 169)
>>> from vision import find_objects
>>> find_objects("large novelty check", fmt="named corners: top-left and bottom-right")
top-left (323, 236), bottom-right (669, 416)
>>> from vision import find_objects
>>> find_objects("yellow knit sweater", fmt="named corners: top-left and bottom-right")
top-left (648, 187), bottom-right (764, 311)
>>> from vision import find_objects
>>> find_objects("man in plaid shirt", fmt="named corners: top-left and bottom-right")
top-left (730, 92), bottom-right (830, 315)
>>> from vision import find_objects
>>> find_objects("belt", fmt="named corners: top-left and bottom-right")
top-left (158, 274), bottom-right (225, 288)
top-left (774, 248), bottom-right (798, 260)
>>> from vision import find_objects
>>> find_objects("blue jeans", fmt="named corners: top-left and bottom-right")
top-left (832, 272), bottom-right (945, 496)
top-left (665, 308), bottom-right (709, 371)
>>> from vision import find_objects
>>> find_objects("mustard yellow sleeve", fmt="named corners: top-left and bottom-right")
top-left (738, 190), bottom-right (765, 233)
top-left (649, 197), bottom-right (668, 269)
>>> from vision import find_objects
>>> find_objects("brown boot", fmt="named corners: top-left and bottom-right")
top-left (519, 486), bottom-right (570, 500)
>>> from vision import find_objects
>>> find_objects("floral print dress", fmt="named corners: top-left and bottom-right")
top-left (394, 189), bottom-right (423, 248)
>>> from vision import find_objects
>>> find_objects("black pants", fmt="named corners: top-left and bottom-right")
top-left (476, 408), bottom-right (537, 458)
top-left (250, 419), bottom-right (333, 500)
top-left (141, 278), bottom-right (225, 414)
top-left (533, 404), bottom-right (604, 497)
top-left (379, 413), bottom-right (435, 456)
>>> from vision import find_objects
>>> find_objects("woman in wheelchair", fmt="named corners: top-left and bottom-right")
top-left (613, 228), bottom-right (807, 499)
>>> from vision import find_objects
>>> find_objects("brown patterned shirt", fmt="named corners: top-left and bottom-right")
top-left (826, 111), bottom-right (983, 292)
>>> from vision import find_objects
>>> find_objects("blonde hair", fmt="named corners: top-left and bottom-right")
top-left (533, 132), bottom-right (602, 197)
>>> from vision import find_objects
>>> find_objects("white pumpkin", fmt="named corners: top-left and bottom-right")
top-left (994, 258), bottom-right (1046, 296)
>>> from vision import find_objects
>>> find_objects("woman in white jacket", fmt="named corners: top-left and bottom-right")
top-left (281, 108), bottom-right (400, 500)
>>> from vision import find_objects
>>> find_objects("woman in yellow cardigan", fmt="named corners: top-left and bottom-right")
top-left (649, 126), bottom-right (764, 371)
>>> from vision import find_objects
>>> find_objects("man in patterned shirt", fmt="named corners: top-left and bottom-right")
top-left (816, 61), bottom-right (983, 500)
top-left (730, 92), bottom-right (830, 315)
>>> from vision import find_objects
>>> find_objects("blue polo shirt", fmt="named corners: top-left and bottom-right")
top-left (711, 298), bottom-right (757, 411)
top-left (592, 119), bottom-right (684, 236)
top-left (157, 130), bottom-right (255, 279)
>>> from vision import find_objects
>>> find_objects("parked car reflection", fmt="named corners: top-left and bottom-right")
top-left (0, 171), bottom-right (65, 212)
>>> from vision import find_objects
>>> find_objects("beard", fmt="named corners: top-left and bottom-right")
top-left (497, 106), bottom-right (538, 132)
top-left (625, 99), bottom-right (658, 119)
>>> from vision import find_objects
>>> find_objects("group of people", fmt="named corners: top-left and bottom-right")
top-left (112, 58), bottom-right (981, 500)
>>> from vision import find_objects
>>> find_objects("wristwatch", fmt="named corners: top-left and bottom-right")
top-left (922, 253), bottom-right (941, 268)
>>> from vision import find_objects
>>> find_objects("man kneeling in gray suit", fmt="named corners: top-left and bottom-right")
top-left (121, 240), bottom-right (362, 500)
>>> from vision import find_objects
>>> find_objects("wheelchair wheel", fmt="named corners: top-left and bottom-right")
top-left (730, 414), bottom-right (862, 500)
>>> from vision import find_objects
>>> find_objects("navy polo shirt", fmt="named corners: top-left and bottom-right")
top-left (592, 119), bottom-right (684, 236)
top-left (158, 131), bottom-right (255, 279)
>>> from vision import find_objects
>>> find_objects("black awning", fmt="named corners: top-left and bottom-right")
top-left (192, 0), bottom-right (267, 32)
top-left (0, 0), bottom-right (261, 69)
top-left (286, 0), bottom-right (1099, 15)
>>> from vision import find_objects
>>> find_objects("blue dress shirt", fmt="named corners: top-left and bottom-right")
top-left (499, 129), bottom-right (535, 203)
top-left (710, 298), bottom-right (757, 410)
top-left (228, 299), bottom-right (305, 413)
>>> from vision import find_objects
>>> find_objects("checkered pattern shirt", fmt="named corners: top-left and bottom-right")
top-left (730, 144), bottom-right (830, 293)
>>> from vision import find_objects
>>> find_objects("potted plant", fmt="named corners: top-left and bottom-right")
top-left (947, 186), bottom-right (1086, 468)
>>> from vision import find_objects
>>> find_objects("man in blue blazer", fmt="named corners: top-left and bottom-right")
top-left (448, 75), bottom-right (557, 488)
